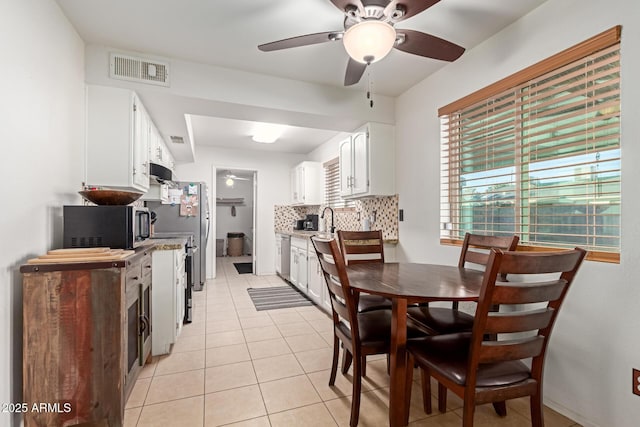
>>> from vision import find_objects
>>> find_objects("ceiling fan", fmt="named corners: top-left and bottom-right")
top-left (258, 0), bottom-right (465, 86)
top-left (219, 171), bottom-right (250, 187)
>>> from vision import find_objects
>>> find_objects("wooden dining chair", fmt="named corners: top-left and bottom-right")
top-left (407, 233), bottom-right (520, 335)
top-left (406, 247), bottom-right (586, 427)
top-left (337, 230), bottom-right (392, 313)
top-left (311, 236), bottom-right (423, 427)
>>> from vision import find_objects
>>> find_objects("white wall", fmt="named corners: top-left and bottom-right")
top-left (175, 147), bottom-right (305, 277)
top-left (216, 176), bottom-right (254, 255)
top-left (395, 0), bottom-right (640, 426)
top-left (0, 1), bottom-right (85, 426)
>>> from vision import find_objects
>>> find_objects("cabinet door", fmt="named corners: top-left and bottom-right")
top-left (351, 131), bottom-right (369, 195)
top-left (307, 251), bottom-right (322, 305)
top-left (125, 283), bottom-right (141, 392)
top-left (289, 247), bottom-right (298, 285)
top-left (132, 98), bottom-right (150, 189)
top-left (297, 249), bottom-right (308, 293)
top-left (339, 138), bottom-right (353, 197)
top-left (321, 277), bottom-right (333, 313)
top-left (290, 168), bottom-right (299, 203)
top-left (275, 236), bottom-right (282, 274)
top-left (175, 252), bottom-right (185, 336)
top-left (140, 279), bottom-right (152, 364)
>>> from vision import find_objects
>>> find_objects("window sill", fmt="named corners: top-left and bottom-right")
top-left (440, 238), bottom-right (619, 264)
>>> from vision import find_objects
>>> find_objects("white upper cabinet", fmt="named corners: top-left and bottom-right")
top-left (291, 161), bottom-right (322, 205)
top-left (149, 124), bottom-right (175, 171)
top-left (85, 85), bottom-right (150, 192)
top-left (339, 122), bottom-right (395, 198)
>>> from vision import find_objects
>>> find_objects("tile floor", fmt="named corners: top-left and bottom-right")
top-left (123, 256), bottom-right (582, 427)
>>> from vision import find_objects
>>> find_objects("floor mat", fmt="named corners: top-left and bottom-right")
top-left (233, 262), bottom-right (253, 274)
top-left (247, 285), bottom-right (314, 311)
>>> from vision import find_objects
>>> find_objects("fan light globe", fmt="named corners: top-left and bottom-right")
top-left (343, 21), bottom-right (396, 64)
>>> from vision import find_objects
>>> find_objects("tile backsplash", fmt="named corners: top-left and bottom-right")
top-left (274, 195), bottom-right (399, 241)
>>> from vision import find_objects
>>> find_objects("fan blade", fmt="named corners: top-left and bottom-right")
top-left (258, 31), bottom-right (342, 52)
top-left (394, 29), bottom-right (465, 61)
top-left (344, 58), bottom-right (367, 86)
top-left (394, 0), bottom-right (441, 22)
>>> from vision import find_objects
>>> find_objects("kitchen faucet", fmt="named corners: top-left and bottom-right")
top-left (321, 206), bottom-right (335, 234)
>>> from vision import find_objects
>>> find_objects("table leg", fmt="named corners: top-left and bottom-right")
top-left (389, 298), bottom-right (408, 427)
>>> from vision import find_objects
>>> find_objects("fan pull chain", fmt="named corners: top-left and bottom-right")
top-left (366, 70), bottom-right (374, 108)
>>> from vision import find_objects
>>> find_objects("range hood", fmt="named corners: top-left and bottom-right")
top-left (149, 163), bottom-right (173, 183)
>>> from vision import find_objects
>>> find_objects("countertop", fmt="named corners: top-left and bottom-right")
top-left (20, 238), bottom-right (188, 273)
top-left (147, 236), bottom-right (189, 251)
top-left (275, 229), bottom-right (398, 244)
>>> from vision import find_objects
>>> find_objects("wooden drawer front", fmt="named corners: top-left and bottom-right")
top-left (141, 253), bottom-right (152, 280)
top-left (126, 261), bottom-right (142, 286)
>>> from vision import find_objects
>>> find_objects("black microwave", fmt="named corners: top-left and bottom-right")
top-left (63, 205), bottom-right (151, 249)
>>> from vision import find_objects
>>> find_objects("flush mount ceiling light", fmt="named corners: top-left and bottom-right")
top-left (343, 20), bottom-right (396, 64)
top-left (251, 123), bottom-right (287, 144)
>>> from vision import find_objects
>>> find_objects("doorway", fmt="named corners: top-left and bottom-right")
top-left (213, 168), bottom-right (257, 277)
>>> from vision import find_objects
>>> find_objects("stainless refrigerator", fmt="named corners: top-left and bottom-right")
top-left (147, 182), bottom-right (210, 291)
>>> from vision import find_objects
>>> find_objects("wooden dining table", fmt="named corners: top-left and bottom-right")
top-left (346, 262), bottom-right (485, 427)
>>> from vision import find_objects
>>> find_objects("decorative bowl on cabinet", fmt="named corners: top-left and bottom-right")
top-left (79, 189), bottom-right (143, 205)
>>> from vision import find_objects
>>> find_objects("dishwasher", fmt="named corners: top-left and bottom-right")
top-left (280, 234), bottom-right (291, 281)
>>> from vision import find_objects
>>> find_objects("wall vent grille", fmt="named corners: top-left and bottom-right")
top-left (170, 136), bottom-right (185, 144)
top-left (109, 53), bottom-right (170, 87)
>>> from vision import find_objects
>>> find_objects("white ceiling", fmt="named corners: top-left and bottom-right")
top-left (190, 115), bottom-right (345, 154)
top-left (56, 0), bottom-right (547, 157)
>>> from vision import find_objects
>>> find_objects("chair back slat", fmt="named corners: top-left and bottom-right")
top-left (492, 280), bottom-right (567, 305)
top-left (458, 233), bottom-right (520, 269)
top-left (466, 247), bottom-right (586, 385)
top-left (464, 251), bottom-right (490, 267)
top-left (330, 294), bottom-right (350, 320)
top-left (338, 230), bottom-right (385, 266)
top-left (449, 233), bottom-right (519, 310)
top-left (484, 309), bottom-right (555, 335)
top-left (498, 250), bottom-right (586, 275)
top-left (478, 336), bottom-right (545, 363)
top-left (311, 235), bottom-right (362, 343)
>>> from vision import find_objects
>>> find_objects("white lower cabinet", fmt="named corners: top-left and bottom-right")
top-left (290, 237), bottom-right (308, 293)
top-left (152, 248), bottom-right (186, 355)
top-left (275, 234), bottom-right (282, 275)
top-left (320, 274), bottom-right (332, 313)
top-left (307, 251), bottom-right (323, 306)
top-left (281, 235), bottom-right (331, 314)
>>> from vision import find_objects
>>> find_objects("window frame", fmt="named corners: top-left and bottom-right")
top-left (439, 26), bottom-right (622, 264)
top-left (324, 157), bottom-right (355, 210)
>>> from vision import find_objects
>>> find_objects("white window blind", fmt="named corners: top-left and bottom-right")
top-left (324, 158), bottom-right (354, 208)
top-left (440, 37), bottom-right (620, 262)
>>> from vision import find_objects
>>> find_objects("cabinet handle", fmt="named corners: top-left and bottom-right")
top-left (139, 315), bottom-right (147, 335)
top-left (145, 314), bottom-right (151, 333)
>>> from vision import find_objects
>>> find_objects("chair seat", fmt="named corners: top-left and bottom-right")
top-left (337, 309), bottom-right (424, 347)
top-left (358, 294), bottom-right (392, 313)
top-left (408, 333), bottom-right (531, 388)
top-left (407, 306), bottom-right (475, 334)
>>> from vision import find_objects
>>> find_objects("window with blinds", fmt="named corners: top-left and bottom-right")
top-left (324, 158), bottom-right (354, 208)
top-left (440, 27), bottom-right (621, 263)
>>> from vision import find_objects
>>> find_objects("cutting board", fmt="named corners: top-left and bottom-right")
top-left (27, 248), bottom-right (134, 264)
